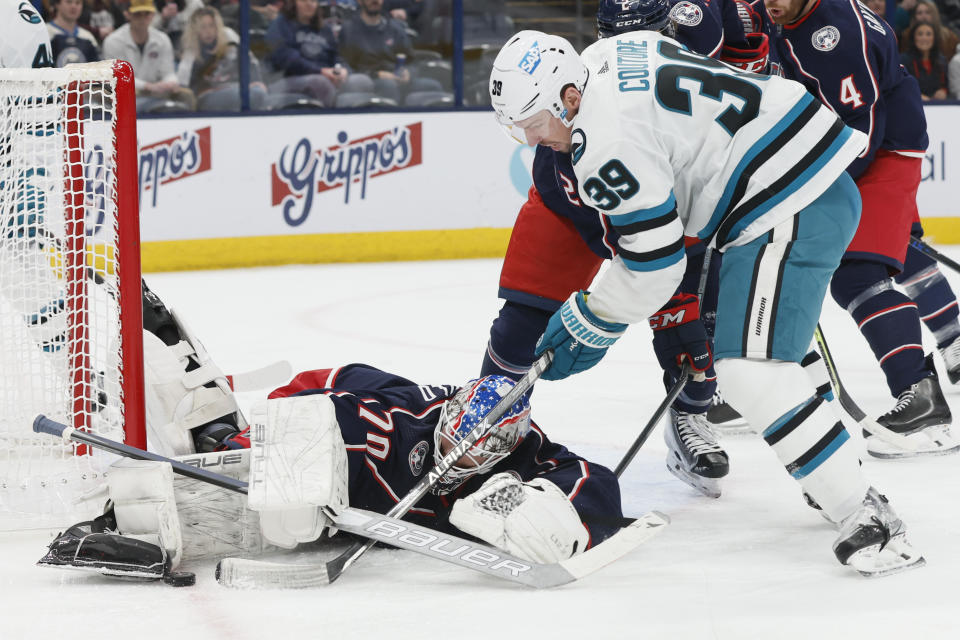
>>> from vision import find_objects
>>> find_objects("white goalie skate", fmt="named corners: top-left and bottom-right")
top-left (664, 409), bottom-right (729, 498)
top-left (833, 487), bottom-right (925, 578)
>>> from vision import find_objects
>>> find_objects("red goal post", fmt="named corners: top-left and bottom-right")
top-left (0, 60), bottom-right (145, 529)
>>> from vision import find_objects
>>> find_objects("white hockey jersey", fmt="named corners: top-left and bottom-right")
top-left (573, 31), bottom-right (866, 324)
top-left (0, 0), bottom-right (53, 68)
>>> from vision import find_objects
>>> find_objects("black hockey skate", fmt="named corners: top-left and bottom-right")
top-left (866, 356), bottom-right (959, 459)
top-left (665, 409), bottom-right (729, 498)
top-left (833, 487), bottom-right (925, 577)
top-left (705, 392), bottom-right (750, 435)
top-left (939, 334), bottom-right (960, 385)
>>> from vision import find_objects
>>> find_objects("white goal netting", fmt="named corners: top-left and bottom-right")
top-left (0, 61), bottom-right (143, 529)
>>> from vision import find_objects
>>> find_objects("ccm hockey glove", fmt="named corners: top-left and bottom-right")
top-left (535, 291), bottom-right (627, 381)
top-left (649, 293), bottom-right (712, 378)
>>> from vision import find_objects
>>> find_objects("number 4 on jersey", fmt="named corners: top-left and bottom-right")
top-left (840, 75), bottom-right (864, 109)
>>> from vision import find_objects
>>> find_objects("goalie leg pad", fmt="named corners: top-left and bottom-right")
top-left (143, 307), bottom-right (245, 456)
top-left (449, 473), bottom-right (589, 563)
top-left (716, 358), bottom-right (868, 522)
top-left (172, 449), bottom-right (276, 561)
top-left (108, 459), bottom-right (184, 569)
top-left (247, 396), bottom-right (349, 548)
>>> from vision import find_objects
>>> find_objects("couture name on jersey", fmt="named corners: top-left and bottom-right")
top-left (616, 39), bottom-right (652, 92)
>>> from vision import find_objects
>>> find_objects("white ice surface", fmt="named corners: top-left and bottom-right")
top-left (3, 253), bottom-right (960, 640)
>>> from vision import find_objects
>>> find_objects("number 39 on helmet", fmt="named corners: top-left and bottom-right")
top-left (489, 31), bottom-right (587, 142)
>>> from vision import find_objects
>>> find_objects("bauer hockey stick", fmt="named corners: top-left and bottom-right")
top-left (322, 350), bottom-right (555, 584)
top-left (33, 408), bottom-right (670, 589)
top-left (614, 361), bottom-right (692, 477)
top-left (813, 324), bottom-right (918, 451)
top-left (909, 235), bottom-right (960, 275)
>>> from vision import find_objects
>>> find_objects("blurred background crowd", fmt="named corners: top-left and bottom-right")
top-left (29, 0), bottom-right (960, 113)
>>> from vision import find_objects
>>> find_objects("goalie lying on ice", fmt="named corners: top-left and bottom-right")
top-left (38, 364), bottom-right (624, 580)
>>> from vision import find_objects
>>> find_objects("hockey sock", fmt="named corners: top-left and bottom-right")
top-left (481, 301), bottom-right (554, 380)
top-left (666, 368), bottom-right (717, 414)
top-left (831, 261), bottom-right (927, 396)
top-left (716, 358), bottom-right (867, 522)
top-left (896, 246), bottom-right (960, 349)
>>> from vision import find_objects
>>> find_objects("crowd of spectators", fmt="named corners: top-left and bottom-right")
top-left (32, 0), bottom-right (452, 112)
top-left (32, 0), bottom-right (960, 111)
top-left (891, 0), bottom-right (960, 99)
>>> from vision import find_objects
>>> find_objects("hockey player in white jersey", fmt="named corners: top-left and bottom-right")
top-left (489, 29), bottom-right (923, 576)
top-left (0, 0), bottom-right (53, 69)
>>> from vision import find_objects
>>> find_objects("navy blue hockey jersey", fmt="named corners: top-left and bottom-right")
top-left (754, 0), bottom-right (928, 178)
top-left (268, 364), bottom-right (624, 546)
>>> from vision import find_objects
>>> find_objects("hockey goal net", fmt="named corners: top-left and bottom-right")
top-left (0, 61), bottom-right (145, 530)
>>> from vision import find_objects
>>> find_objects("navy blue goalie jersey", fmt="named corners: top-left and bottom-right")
top-left (268, 364), bottom-right (624, 546)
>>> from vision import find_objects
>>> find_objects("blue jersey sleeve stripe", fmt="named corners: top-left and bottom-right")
top-left (721, 122), bottom-right (853, 244)
top-left (609, 192), bottom-right (677, 226)
top-left (619, 242), bottom-right (685, 272)
top-left (699, 93), bottom-right (818, 243)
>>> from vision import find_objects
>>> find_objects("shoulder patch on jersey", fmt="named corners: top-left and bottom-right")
top-left (571, 128), bottom-right (586, 165)
top-left (669, 2), bottom-right (703, 27)
top-left (811, 26), bottom-right (841, 52)
top-left (18, 1), bottom-right (43, 23)
top-left (409, 440), bottom-right (429, 476)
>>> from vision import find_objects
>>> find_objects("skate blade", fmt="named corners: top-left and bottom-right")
top-left (866, 424), bottom-right (960, 459)
top-left (846, 537), bottom-right (926, 578)
top-left (665, 460), bottom-right (721, 498)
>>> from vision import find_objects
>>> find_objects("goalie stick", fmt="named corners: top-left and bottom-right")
top-left (33, 412), bottom-right (669, 589)
top-left (813, 324), bottom-right (918, 451)
top-left (225, 360), bottom-right (292, 392)
top-left (909, 235), bottom-right (960, 276)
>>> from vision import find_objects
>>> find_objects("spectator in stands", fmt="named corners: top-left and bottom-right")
top-left (178, 6), bottom-right (268, 110)
top-left (102, 0), bottom-right (195, 111)
top-left (265, 0), bottom-right (369, 107)
top-left (86, 0), bottom-right (128, 43)
top-left (905, 0), bottom-right (960, 60)
top-left (949, 40), bottom-right (960, 96)
top-left (339, 0), bottom-right (443, 104)
top-left (47, 0), bottom-right (102, 65)
top-left (152, 0), bottom-right (203, 55)
top-left (902, 21), bottom-right (950, 99)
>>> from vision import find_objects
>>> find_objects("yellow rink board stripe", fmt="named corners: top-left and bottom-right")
top-left (919, 218), bottom-right (960, 245)
top-left (141, 228), bottom-right (513, 272)
top-left (140, 218), bottom-right (960, 273)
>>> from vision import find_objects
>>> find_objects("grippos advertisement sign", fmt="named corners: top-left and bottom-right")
top-left (135, 112), bottom-right (522, 244)
top-left (135, 105), bottom-right (959, 247)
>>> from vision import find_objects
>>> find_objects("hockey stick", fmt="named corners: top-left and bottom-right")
top-left (909, 235), bottom-right (960, 275)
top-left (813, 324), bottom-right (918, 451)
top-left (33, 411), bottom-right (669, 589)
top-left (323, 350), bottom-right (554, 583)
top-left (225, 360), bottom-right (293, 392)
top-left (614, 361), bottom-right (692, 477)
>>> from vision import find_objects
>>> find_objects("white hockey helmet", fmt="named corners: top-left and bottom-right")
top-left (489, 30), bottom-right (588, 142)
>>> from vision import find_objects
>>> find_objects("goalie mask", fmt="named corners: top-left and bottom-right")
top-left (489, 30), bottom-right (588, 144)
top-left (596, 0), bottom-right (674, 38)
top-left (432, 376), bottom-right (532, 494)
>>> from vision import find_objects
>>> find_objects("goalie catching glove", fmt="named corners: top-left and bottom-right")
top-left (449, 472), bottom-right (589, 563)
top-left (535, 290), bottom-right (628, 381)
